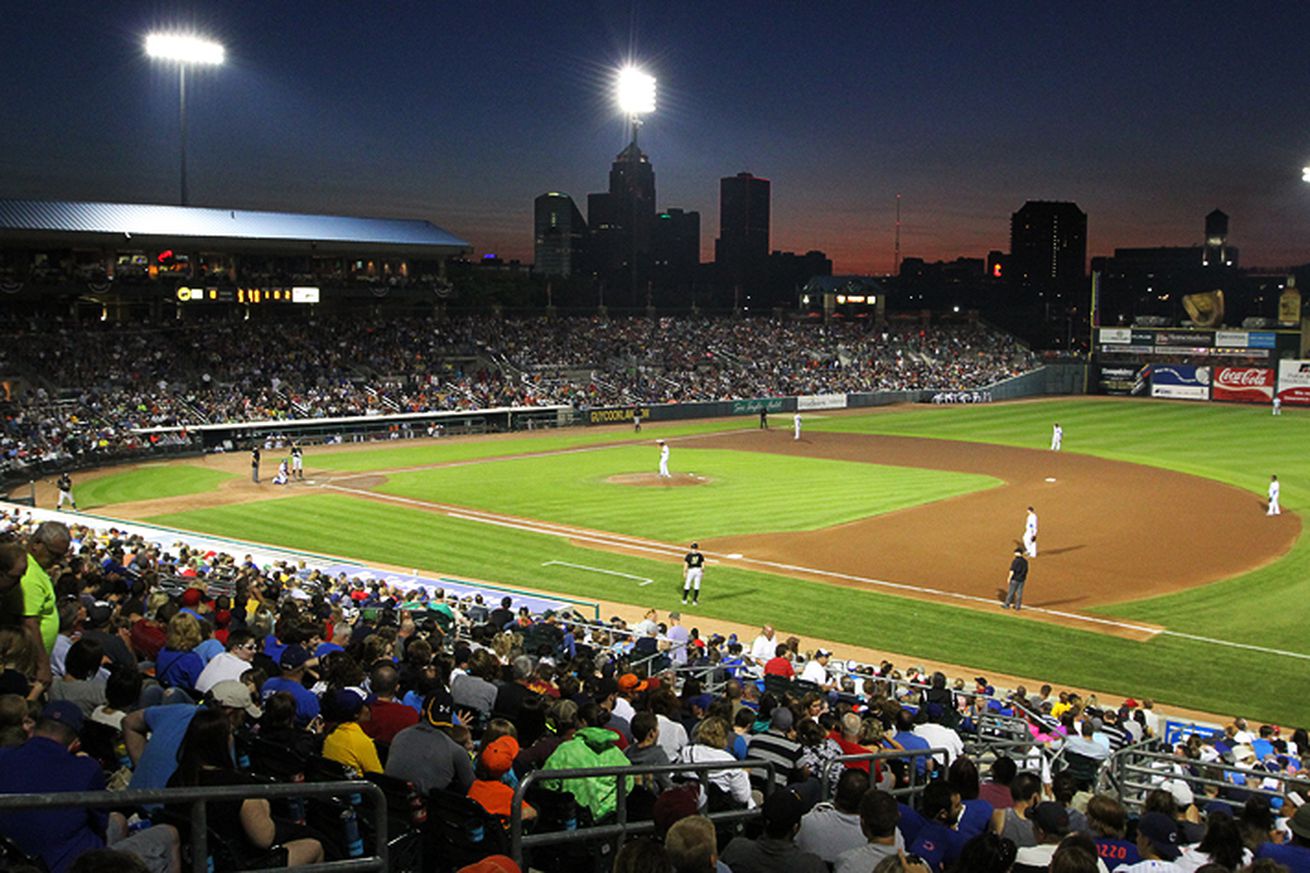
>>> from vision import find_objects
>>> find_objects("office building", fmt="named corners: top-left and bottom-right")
top-left (533, 193), bottom-right (586, 277)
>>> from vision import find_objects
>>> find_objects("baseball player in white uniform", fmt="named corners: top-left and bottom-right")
top-left (658, 440), bottom-right (671, 478)
top-left (1268, 475), bottom-right (1281, 516)
top-left (1051, 423), bottom-right (1063, 451)
top-left (273, 459), bottom-right (290, 485)
top-left (1023, 506), bottom-right (1038, 557)
top-left (682, 542), bottom-right (704, 605)
top-left (1273, 396), bottom-right (1282, 416)
top-left (793, 412), bottom-right (802, 441)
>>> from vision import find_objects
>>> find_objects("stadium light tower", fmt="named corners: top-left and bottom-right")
top-left (616, 66), bottom-right (656, 146)
top-left (1303, 165), bottom-right (1310, 183)
top-left (145, 32), bottom-right (225, 206)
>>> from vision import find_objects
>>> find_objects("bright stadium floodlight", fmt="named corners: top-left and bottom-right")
top-left (1303, 166), bottom-right (1310, 183)
top-left (145, 32), bottom-right (226, 205)
top-left (616, 66), bottom-right (656, 117)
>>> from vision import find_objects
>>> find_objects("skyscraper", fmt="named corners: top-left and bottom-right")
top-left (533, 193), bottom-right (586, 278)
top-left (715, 172), bottom-right (770, 288)
top-left (1009, 200), bottom-right (1087, 295)
top-left (653, 208), bottom-right (700, 293)
top-left (1203, 209), bottom-right (1235, 267)
top-left (587, 140), bottom-right (657, 306)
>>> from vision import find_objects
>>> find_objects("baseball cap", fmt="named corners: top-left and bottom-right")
top-left (331, 688), bottom-right (365, 720)
top-left (480, 736), bottom-right (520, 776)
top-left (814, 648), bottom-right (832, 658)
top-left (210, 679), bottom-right (263, 718)
top-left (41, 700), bottom-right (84, 733)
top-left (617, 673), bottom-right (648, 694)
top-left (668, 611), bottom-right (681, 620)
top-left (1159, 778), bottom-right (1194, 809)
top-left (280, 645), bottom-right (310, 671)
top-left (689, 542), bottom-right (698, 549)
top-left (1136, 811), bottom-right (1182, 860)
top-left (770, 706), bottom-right (795, 732)
top-left (688, 694), bottom-right (714, 711)
top-left (457, 856), bottom-right (520, 873)
top-left (594, 676), bottom-right (618, 698)
top-left (652, 784), bottom-right (700, 836)
top-left (86, 601), bottom-right (113, 628)
top-left (181, 588), bottom-right (202, 607)
top-left (763, 787), bottom-right (808, 830)
top-left (423, 689), bottom-right (454, 727)
top-left (1288, 804), bottom-right (1310, 840)
top-left (1031, 801), bottom-right (1070, 837)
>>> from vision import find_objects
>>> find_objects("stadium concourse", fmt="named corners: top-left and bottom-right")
top-left (0, 505), bottom-right (1305, 873)
top-left (0, 315), bottom-right (1035, 475)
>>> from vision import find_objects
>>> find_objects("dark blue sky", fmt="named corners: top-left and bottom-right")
top-left (4, 2), bottom-right (1310, 273)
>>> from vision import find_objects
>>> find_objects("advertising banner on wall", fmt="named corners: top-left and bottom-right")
top-left (1095, 364), bottom-right (1150, 396)
top-left (797, 393), bottom-right (848, 411)
top-left (1150, 364), bottom-right (1210, 400)
top-left (1277, 359), bottom-right (1310, 406)
top-left (1211, 367), bottom-right (1274, 403)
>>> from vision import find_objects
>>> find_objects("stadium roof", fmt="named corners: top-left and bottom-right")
top-left (0, 199), bottom-right (471, 256)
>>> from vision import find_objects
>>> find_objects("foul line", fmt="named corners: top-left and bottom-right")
top-left (320, 484), bottom-right (1310, 663)
top-left (543, 561), bottom-right (654, 586)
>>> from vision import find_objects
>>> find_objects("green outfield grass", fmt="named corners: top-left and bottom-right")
top-left (147, 492), bottom-right (1304, 723)
top-left (371, 446), bottom-right (998, 541)
top-left (109, 397), bottom-right (1310, 723)
top-left (74, 464), bottom-right (236, 509)
top-left (307, 418), bottom-right (753, 473)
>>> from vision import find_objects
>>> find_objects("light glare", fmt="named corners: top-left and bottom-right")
top-left (616, 66), bottom-right (656, 116)
top-left (1303, 166), bottom-right (1310, 183)
top-left (146, 33), bottom-right (225, 65)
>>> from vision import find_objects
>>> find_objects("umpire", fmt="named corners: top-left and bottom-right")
top-left (1003, 546), bottom-right (1028, 611)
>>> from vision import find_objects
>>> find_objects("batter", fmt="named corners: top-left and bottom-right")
top-left (682, 542), bottom-right (704, 605)
top-left (1023, 506), bottom-right (1038, 558)
top-left (291, 444), bottom-right (304, 479)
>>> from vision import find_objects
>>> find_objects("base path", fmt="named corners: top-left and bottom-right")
top-left (696, 430), bottom-right (1299, 610)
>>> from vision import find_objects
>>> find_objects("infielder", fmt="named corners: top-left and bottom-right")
top-left (250, 447), bottom-right (261, 484)
top-left (291, 444), bottom-right (304, 479)
top-left (682, 542), bottom-right (705, 605)
top-left (793, 412), bottom-right (802, 441)
top-left (633, 412), bottom-right (642, 433)
top-left (1268, 475), bottom-right (1281, 516)
top-left (1023, 506), bottom-right (1038, 558)
top-left (1051, 423), bottom-right (1063, 451)
top-left (658, 440), bottom-right (670, 478)
top-left (55, 472), bottom-right (77, 511)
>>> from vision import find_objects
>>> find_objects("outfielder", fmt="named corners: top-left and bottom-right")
top-left (682, 542), bottom-right (704, 605)
top-left (1268, 475), bottom-right (1281, 516)
top-left (658, 440), bottom-right (671, 478)
top-left (1273, 396), bottom-right (1282, 416)
top-left (291, 444), bottom-right (304, 479)
top-left (1023, 506), bottom-right (1038, 558)
top-left (793, 412), bottom-right (802, 441)
top-left (1051, 423), bottom-right (1063, 451)
top-left (56, 472), bottom-right (77, 511)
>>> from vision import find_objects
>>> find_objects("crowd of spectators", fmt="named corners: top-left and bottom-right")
top-left (0, 315), bottom-right (1038, 476)
top-left (0, 507), bottom-right (1303, 873)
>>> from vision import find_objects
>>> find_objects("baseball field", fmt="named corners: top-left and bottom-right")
top-left (61, 397), bottom-right (1310, 724)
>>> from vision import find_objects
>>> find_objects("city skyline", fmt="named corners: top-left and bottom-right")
top-left (4, 3), bottom-right (1310, 274)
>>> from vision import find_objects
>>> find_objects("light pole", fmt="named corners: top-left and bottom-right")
top-left (615, 66), bottom-right (655, 307)
top-left (145, 33), bottom-right (225, 206)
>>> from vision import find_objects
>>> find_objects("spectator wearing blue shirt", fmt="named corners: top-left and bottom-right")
top-left (0, 701), bottom-right (180, 873)
top-left (907, 781), bottom-right (964, 872)
top-left (1257, 804), bottom-right (1310, 873)
top-left (260, 644), bottom-right (320, 725)
top-left (155, 612), bottom-right (205, 694)
top-left (894, 709), bottom-right (933, 779)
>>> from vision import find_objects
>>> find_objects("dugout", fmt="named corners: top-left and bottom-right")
top-left (0, 198), bottom-right (471, 320)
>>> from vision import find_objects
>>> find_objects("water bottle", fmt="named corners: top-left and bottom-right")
top-left (288, 796), bottom-right (306, 824)
top-left (342, 808), bottom-right (364, 858)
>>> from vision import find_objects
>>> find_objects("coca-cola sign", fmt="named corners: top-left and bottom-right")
top-left (1212, 367), bottom-right (1273, 403)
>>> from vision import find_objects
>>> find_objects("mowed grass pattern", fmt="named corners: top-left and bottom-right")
top-left (148, 493), bottom-right (1304, 724)
top-left (815, 398), bottom-right (1310, 650)
top-left (74, 465), bottom-right (235, 510)
top-left (372, 447), bottom-right (1000, 541)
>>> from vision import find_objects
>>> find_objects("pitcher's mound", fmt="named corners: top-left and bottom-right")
top-left (607, 473), bottom-right (709, 487)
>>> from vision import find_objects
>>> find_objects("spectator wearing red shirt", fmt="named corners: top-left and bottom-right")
top-left (828, 712), bottom-right (881, 780)
top-left (362, 662), bottom-right (418, 745)
top-left (764, 644), bottom-right (795, 678)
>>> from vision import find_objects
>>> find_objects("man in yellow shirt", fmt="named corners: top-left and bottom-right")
top-left (322, 689), bottom-right (383, 775)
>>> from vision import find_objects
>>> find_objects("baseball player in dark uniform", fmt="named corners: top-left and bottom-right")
top-left (56, 472), bottom-right (76, 510)
top-left (682, 542), bottom-right (705, 605)
top-left (251, 447), bottom-right (261, 484)
top-left (291, 444), bottom-right (304, 480)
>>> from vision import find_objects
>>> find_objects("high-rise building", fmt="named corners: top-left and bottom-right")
top-left (715, 172), bottom-right (770, 287)
top-left (653, 208), bottom-right (700, 290)
top-left (1009, 200), bottom-right (1087, 295)
top-left (1203, 209), bottom-right (1235, 267)
top-left (586, 141), bottom-right (657, 306)
top-left (533, 193), bottom-right (586, 278)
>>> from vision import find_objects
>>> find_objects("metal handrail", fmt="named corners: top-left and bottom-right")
top-left (0, 779), bottom-right (388, 873)
top-left (508, 758), bottom-right (777, 866)
top-left (1109, 746), bottom-right (1310, 812)
top-left (818, 747), bottom-right (949, 801)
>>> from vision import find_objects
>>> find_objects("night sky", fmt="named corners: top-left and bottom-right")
top-left (5, 2), bottom-right (1310, 275)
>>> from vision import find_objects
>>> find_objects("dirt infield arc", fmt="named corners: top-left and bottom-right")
top-left (692, 429), bottom-right (1299, 610)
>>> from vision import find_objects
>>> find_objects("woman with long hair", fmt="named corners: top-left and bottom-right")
top-left (155, 613), bottom-right (205, 694)
top-left (169, 707), bottom-right (324, 866)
